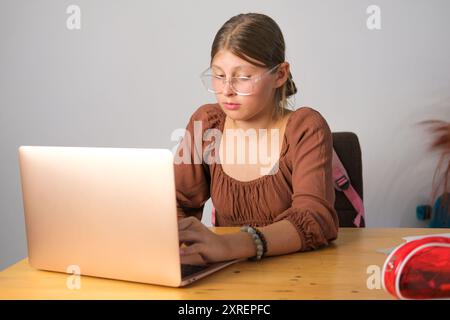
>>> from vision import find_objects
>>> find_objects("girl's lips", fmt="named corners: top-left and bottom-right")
top-left (224, 103), bottom-right (241, 110)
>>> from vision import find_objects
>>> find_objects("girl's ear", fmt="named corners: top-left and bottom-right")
top-left (274, 62), bottom-right (290, 88)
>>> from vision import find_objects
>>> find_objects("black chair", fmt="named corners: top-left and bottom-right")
top-left (332, 132), bottom-right (365, 227)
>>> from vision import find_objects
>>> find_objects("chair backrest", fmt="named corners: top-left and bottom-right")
top-left (332, 132), bottom-right (365, 227)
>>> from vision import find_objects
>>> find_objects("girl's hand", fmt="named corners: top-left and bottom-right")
top-left (178, 216), bottom-right (231, 265)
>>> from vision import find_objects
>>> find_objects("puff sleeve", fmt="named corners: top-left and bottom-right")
top-left (173, 105), bottom-right (213, 220)
top-left (274, 108), bottom-right (339, 251)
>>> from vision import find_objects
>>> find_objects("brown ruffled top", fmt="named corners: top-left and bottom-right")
top-left (174, 103), bottom-right (339, 251)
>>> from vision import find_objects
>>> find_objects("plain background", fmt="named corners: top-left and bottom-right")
top-left (1, 0), bottom-right (449, 271)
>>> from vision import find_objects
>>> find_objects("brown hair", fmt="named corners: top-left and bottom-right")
top-left (418, 119), bottom-right (450, 210)
top-left (210, 13), bottom-right (297, 119)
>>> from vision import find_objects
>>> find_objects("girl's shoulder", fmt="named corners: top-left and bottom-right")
top-left (188, 103), bottom-right (225, 131)
top-left (285, 106), bottom-right (332, 142)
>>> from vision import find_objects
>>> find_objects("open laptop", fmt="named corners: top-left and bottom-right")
top-left (18, 146), bottom-right (241, 287)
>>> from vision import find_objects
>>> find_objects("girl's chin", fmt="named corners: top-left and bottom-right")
top-left (223, 109), bottom-right (248, 121)
top-left (223, 109), bottom-right (262, 122)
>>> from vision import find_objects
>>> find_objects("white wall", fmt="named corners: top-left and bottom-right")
top-left (1, 0), bottom-right (449, 270)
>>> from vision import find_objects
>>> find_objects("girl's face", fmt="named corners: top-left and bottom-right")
top-left (211, 49), bottom-right (288, 122)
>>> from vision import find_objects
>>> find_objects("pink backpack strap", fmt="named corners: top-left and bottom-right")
top-left (332, 149), bottom-right (365, 227)
top-left (211, 206), bottom-right (216, 226)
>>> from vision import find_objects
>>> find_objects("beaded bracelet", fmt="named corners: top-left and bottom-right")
top-left (240, 225), bottom-right (268, 260)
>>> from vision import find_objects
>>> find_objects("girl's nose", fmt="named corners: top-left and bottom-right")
top-left (222, 80), bottom-right (235, 96)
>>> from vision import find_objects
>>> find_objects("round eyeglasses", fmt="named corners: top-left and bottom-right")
top-left (199, 64), bottom-right (280, 96)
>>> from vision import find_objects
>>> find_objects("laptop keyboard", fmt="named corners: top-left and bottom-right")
top-left (181, 264), bottom-right (210, 278)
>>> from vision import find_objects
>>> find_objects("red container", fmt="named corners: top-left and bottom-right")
top-left (382, 236), bottom-right (450, 299)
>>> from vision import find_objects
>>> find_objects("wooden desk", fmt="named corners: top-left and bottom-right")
top-left (0, 228), bottom-right (448, 300)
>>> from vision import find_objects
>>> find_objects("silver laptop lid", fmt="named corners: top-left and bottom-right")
top-left (18, 146), bottom-right (182, 287)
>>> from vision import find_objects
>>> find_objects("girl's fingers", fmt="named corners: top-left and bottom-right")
top-left (178, 216), bottom-right (200, 231)
top-left (180, 243), bottom-right (203, 256)
top-left (179, 230), bottom-right (202, 244)
top-left (180, 252), bottom-right (207, 266)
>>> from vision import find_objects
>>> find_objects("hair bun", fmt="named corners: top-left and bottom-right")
top-left (286, 73), bottom-right (298, 97)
